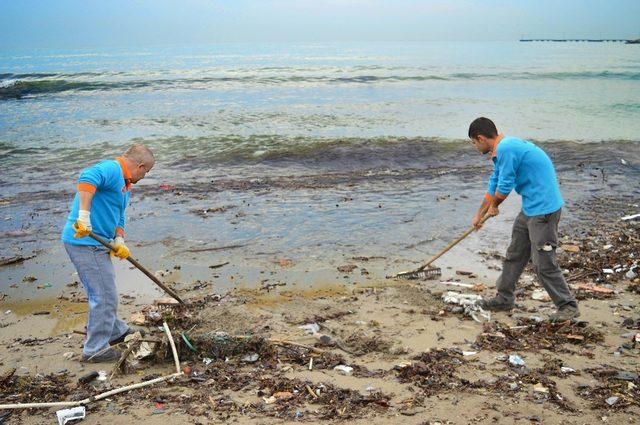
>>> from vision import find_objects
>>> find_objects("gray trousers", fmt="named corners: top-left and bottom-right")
top-left (64, 243), bottom-right (129, 356)
top-left (495, 208), bottom-right (577, 308)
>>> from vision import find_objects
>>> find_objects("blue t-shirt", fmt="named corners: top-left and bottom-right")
top-left (487, 137), bottom-right (564, 217)
top-left (61, 160), bottom-right (130, 245)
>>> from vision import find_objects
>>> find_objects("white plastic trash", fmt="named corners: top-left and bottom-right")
top-left (56, 406), bottom-right (85, 425)
top-left (333, 365), bottom-right (353, 375)
top-left (298, 323), bottom-right (320, 334)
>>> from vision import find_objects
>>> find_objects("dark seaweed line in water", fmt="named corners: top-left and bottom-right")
top-left (0, 166), bottom-right (489, 205)
top-left (3, 70), bottom-right (640, 99)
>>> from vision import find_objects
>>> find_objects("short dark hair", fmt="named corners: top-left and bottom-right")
top-left (468, 117), bottom-right (498, 139)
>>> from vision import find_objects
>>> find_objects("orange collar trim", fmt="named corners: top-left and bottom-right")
top-left (115, 157), bottom-right (133, 191)
top-left (490, 137), bottom-right (504, 159)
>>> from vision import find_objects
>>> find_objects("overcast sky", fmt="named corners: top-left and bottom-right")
top-left (1, 0), bottom-right (639, 49)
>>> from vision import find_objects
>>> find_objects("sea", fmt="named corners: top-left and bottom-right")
top-left (1, 42), bottom-right (639, 296)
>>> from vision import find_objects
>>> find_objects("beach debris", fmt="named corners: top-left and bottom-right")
top-left (577, 367), bottom-right (640, 410)
top-left (96, 371), bottom-right (108, 382)
top-left (531, 289), bottom-right (551, 301)
top-left (62, 352), bottom-right (75, 360)
top-left (462, 351), bottom-right (477, 356)
top-left (605, 396), bottom-right (619, 406)
top-left (508, 354), bottom-right (525, 367)
top-left (314, 333), bottom-right (334, 347)
top-left (620, 213), bottom-right (640, 221)
top-left (560, 244), bottom-right (580, 253)
top-left (55, 406), bottom-right (85, 425)
top-left (337, 264), bottom-right (357, 273)
top-left (242, 353), bottom-right (259, 363)
top-left (298, 323), bottom-right (320, 334)
top-left (277, 259), bottom-right (293, 267)
top-left (477, 318), bottom-right (604, 352)
top-left (154, 297), bottom-right (180, 305)
top-left (130, 312), bottom-right (146, 326)
top-left (561, 367), bottom-right (576, 374)
top-left (395, 349), bottom-right (466, 396)
top-left (333, 365), bottom-right (353, 375)
top-left (532, 383), bottom-right (549, 394)
top-left (442, 291), bottom-right (491, 322)
top-left (455, 270), bottom-right (477, 278)
top-left (78, 371), bottom-right (99, 385)
top-left (0, 255), bottom-right (35, 267)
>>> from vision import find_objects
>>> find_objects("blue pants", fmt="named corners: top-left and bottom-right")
top-left (64, 243), bottom-right (129, 356)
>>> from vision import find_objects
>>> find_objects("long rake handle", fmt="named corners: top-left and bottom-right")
top-left (89, 232), bottom-right (185, 304)
top-left (416, 214), bottom-right (491, 272)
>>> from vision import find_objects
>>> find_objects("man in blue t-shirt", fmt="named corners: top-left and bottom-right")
top-left (62, 144), bottom-right (155, 362)
top-left (468, 117), bottom-right (579, 322)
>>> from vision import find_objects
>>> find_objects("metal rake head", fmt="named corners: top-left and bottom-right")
top-left (394, 266), bottom-right (442, 280)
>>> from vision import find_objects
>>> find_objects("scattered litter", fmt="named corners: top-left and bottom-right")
top-left (154, 297), bottom-right (179, 305)
top-left (462, 351), bottom-right (477, 356)
top-left (242, 353), bottom-right (259, 363)
top-left (62, 352), bottom-right (75, 360)
top-left (560, 244), bottom-right (580, 253)
top-left (263, 395), bottom-right (276, 404)
top-left (437, 281), bottom-right (474, 289)
top-left (337, 264), bottom-right (357, 273)
top-left (533, 383), bottom-right (549, 394)
top-left (531, 289), bottom-right (551, 302)
top-left (572, 283), bottom-right (615, 295)
top-left (561, 367), bottom-right (576, 374)
top-left (56, 406), bottom-right (85, 425)
top-left (620, 213), bottom-right (640, 221)
top-left (202, 357), bottom-right (213, 365)
top-left (602, 268), bottom-right (614, 274)
top-left (478, 318), bottom-right (604, 352)
top-left (130, 313), bottom-right (146, 325)
top-left (333, 365), bottom-right (353, 375)
top-left (442, 291), bottom-right (491, 323)
top-left (605, 396), bottom-right (619, 406)
top-left (96, 371), bottom-right (107, 381)
top-left (78, 371), bottom-right (99, 384)
top-left (508, 354), bottom-right (525, 367)
top-left (298, 323), bottom-right (320, 334)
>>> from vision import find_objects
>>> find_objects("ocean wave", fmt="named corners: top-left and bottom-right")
top-left (2, 69), bottom-right (639, 100)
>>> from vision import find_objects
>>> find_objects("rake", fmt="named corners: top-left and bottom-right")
top-left (393, 214), bottom-right (491, 280)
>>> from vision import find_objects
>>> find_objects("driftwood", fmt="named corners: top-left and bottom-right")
top-left (0, 322), bottom-right (183, 410)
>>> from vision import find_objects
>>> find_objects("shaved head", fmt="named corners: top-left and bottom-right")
top-left (122, 144), bottom-right (155, 183)
top-left (123, 144), bottom-right (155, 167)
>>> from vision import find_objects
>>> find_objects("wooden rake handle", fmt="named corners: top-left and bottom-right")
top-left (416, 214), bottom-right (492, 272)
top-left (89, 232), bottom-right (185, 304)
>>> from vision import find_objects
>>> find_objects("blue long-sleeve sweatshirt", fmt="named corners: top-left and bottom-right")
top-left (62, 158), bottom-right (131, 246)
top-left (486, 137), bottom-right (564, 217)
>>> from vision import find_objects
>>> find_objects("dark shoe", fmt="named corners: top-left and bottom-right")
top-left (476, 296), bottom-right (514, 312)
top-left (81, 347), bottom-right (122, 363)
top-left (109, 328), bottom-right (146, 346)
top-left (549, 305), bottom-right (580, 322)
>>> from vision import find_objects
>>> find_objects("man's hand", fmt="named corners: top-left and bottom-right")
top-left (472, 214), bottom-right (484, 230)
top-left (110, 236), bottom-right (130, 260)
top-left (487, 205), bottom-right (500, 217)
top-left (73, 210), bottom-right (92, 238)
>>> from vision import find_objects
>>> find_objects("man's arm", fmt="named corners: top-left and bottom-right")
top-left (487, 145), bottom-right (518, 217)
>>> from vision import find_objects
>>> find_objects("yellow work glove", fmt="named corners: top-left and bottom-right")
top-left (73, 210), bottom-right (92, 238)
top-left (110, 236), bottom-right (130, 260)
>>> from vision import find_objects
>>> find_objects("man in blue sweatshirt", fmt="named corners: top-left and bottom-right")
top-left (62, 144), bottom-right (155, 362)
top-left (468, 117), bottom-right (579, 322)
